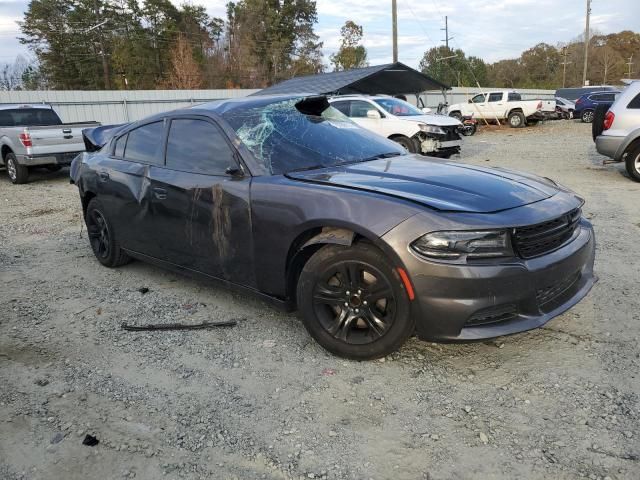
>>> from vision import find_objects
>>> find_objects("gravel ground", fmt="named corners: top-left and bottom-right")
top-left (1, 120), bottom-right (639, 480)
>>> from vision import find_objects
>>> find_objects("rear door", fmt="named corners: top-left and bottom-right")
top-left (147, 115), bottom-right (254, 285)
top-left (97, 120), bottom-right (167, 255)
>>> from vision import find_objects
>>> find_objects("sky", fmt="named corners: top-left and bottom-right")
top-left (0, 0), bottom-right (638, 68)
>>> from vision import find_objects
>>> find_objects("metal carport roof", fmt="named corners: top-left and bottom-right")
top-left (252, 62), bottom-right (450, 96)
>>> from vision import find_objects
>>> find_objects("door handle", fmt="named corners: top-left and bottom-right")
top-left (98, 170), bottom-right (109, 181)
top-left (152, 187), bottom-right (167, 200)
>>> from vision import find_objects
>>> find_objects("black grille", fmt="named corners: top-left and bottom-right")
top-left (536, 271), bottom-right (581, 310)
top-left (513, 209), bottom-right (581, 259)
top-left (466, 304), bottom-right (518, 327)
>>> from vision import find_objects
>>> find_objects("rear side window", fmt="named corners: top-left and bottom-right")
top-left (113, 134), bottom-right (127, 157)
top-left (508, 93), bottom-right (522, 101)
top-left (601, 93), bottom-right (616, 102)
top-left (165, 118), bottom-right (235, 175)
top-left (488, 93), bottom-right (503, 102)
top-left (628, 93), bottom-right (640, 109)
top-left (124, 121), bottom-right (164, 165)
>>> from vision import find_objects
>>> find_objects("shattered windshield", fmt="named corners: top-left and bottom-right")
top-left (373, 98), bottom-right (423, 117)
top-left (221, 98), bottom-right (405, 175)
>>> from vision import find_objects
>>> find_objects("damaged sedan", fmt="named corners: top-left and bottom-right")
top-left (71, 95), bottom-right (596, 360)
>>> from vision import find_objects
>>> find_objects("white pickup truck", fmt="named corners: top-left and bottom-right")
top-left (0, 104), bottom-right (98, 184)
top-left (447, 91), bottom-right (556, 128)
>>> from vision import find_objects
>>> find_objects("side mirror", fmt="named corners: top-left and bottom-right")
top-left (225, 166), bottom-right (244, 177)
top-left (366, 109), bottom-right (382, 119)
top-left (421, 107), bottom-right (432, 114)
top-left (468, 99), bottom-right (472, 104)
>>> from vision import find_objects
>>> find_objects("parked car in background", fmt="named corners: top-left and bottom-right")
top-left (574, 90), bottom-right (620, 123)
top-left (555, 97), bottom-right (575, 118)
top-left (0, 104), bottom-right (98, 184)
top-left (70, 94), bottom-right (596, 360)
top-left (555, 86), bottom-right (618, 102)
top-left (595, 81), bottom-right (640, 181)
top-left (329, 95), bottom-right (463, 158)
top-left (447, 91), bottom-right (556, 128)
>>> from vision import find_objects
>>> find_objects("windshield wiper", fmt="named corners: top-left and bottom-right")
top-left (356, 152), bottom-right (404, 163)
top-left (286, 163), bottom-right (328, 173)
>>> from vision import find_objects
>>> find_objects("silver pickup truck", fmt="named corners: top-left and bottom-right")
top-left (0, 104), bottom-right (99, 184)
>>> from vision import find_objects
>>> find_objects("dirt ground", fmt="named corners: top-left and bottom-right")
top-left (1, 120), bottom-right (639, 480)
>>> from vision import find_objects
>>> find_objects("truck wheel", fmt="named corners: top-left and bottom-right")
top-left (449, 111), bottom-right (462, 121)
top-left (296, 242), bottom-right (414, 360)
top-left (625, 144), bottom-right (640, 182)
top-left (391, 136), bottom-right (417, 153)
top-left (581, 109), bottom-right (595, 123)
top-left (508, 111), bottom-right (525, 128)
top-left (5, 153), bottom-right (29, 184)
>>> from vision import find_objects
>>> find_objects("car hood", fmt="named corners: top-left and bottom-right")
top-left (286, 156), bottom-right (559, 213)
top-left (401, 114), bottom-right (461, 127)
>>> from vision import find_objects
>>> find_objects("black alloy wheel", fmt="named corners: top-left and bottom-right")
top-left (87, 208), bottom-right (111, 260)
top-left (85, 198), bottom-right (131, 268)
top-left (297, 243), bottom-right (414, 360)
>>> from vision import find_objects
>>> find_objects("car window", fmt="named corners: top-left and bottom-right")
top-left (113, 134), bottom-right (127, 157)
top-left (374, 98), bottom-right (423, 116)
top-left (349, 101), bottom-right (376, 118)
top-left (628, 92), bottom-right (640, 109)
top-left (165, 118), bottom-right (235, 175)
top-left (589, 94), bottom-right (603, 101)
top-left (508, 92), bottom-right (522, 101)
top-left (556, 99), bottom-right (564, 106)
top-left (471, 94), bottom-right (486, 103)
top-left (331, 101), bottom-right (350, 115)
top-left (123, 121), bottom-right (165, 165)
top-left (488, 93), bottom-right (503, 102)
top-left (221, 98), bottom-right (405, 175)
top-left (602, 93), bottom-right (616, 102)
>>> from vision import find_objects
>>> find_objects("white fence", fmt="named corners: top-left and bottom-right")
top-left (0, 89), bottom-right (260, 124)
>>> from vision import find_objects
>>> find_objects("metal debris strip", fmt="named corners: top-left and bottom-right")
top-left (120, 320), bottom-right (237, 331)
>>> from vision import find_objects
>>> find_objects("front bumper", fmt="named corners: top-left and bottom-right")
top-left (16, 152), bottom-right (82, 167)
top-left (595, 135), bottom-right (624, 161)
top-left (388, 219), bottom-right (596, 342)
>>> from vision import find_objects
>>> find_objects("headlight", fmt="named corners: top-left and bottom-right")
top-left (411, 230), bottom-right (513, 260)
top-left (418, 124), bottom-right (446, 135)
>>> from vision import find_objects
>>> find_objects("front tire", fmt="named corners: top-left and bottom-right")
top-left (508, 111), bottom-right (525, 128)
top-left (5, 153), bottom-right (29, 184)
top-left (85, 198), bottom-right (131, 267)
top-left (391, 135), bottom-right (417, 153)
top-left (297, 243), bottom-right (414, 360)
top-left (581, 109), bottom-right (595, 123)
top-left (625, 144), bottom-right (640, 182)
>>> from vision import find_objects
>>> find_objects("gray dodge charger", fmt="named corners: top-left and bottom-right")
top-left (71, 95), bottom-right (596, 360)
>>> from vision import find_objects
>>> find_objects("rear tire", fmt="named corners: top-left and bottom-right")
top-left (5, 153), bottom-right (29, 184)
top-left (297, 242), bottom-right (414, 360)
top-left (624, 144), bottom-right (640, 182)
top-left (85, 198), bottom-right (131, 267)
top-left (581, 109), bottom-right (595, 123)
top-left (508, 111), bottom-right (525, 128)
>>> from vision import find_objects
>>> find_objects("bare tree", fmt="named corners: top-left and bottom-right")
top-left (161, 34), bottom-right (203, 89)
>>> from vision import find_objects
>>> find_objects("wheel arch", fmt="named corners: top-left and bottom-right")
top-left (284, 224), bottom-right (404, 308)
top-left (1, 143), bottom-right (13, 161)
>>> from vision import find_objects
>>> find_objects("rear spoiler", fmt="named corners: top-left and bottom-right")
top-left (82, 123), bottom-right (128, 152)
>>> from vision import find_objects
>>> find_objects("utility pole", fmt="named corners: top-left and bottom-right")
top-left (392, 0), bottom-right (398, 62)
top-left (560, 46), bottom-right (571, 88)
top-left (626, 55), bottom-right (634, 79)
top-left (582, 0), bottom-right (591, 86)
top-left (441, 16), bottom-right (453, 50)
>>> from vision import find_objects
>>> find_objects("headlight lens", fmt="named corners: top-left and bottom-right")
top-left (418, 124), bottom-right (446, 135)
top-left (411, 230), bottom-right (513, 260)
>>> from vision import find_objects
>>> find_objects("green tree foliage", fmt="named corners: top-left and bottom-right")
top-left (330, 21), bottom-right (368, 71)
top-left (19, 0), bottom-right (324, 89)
top-left (418, 46), bottom-right (487, 87)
